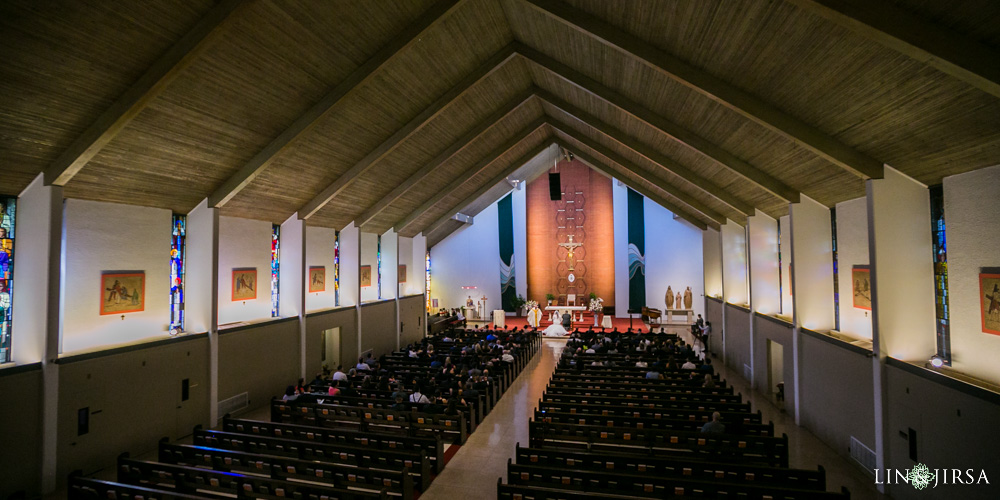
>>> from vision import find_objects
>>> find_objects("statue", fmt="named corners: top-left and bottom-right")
top-left (684, 287), bottom-right (693, 309)
top-left (466, 295), bottom-right (474, 308)
top-left (665, 286), bottom-right (674, 309)
top-left (677, 292), bottom-right (683, 310)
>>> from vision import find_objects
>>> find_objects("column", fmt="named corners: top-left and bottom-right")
top-left (279, 214), bottom-right (306, 379)
top-left (185, 199), bottom-right (219, 425)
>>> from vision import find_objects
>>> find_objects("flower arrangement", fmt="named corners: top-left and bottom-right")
top-left (589, 297), bottom-right (604, 312)
top-left (524, 300), bottom-right (539, 310)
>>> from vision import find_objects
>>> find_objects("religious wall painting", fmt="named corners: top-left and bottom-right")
top-left (980, 273), bottom-right (1000, 335)
top-left (398, 265), bottom-right (406, 283)
top-left (100, 272), bottom-right (145, 315)
top-left (309, 266), bottom-right (326, 293)
top-left (360, 265), bottom-right (372, 287)
top-left (232, 268), bottom-right (257, 301)
top-left (852, 267), bottom-right (871, 310)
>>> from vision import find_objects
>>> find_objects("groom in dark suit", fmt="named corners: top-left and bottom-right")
top-left (561, 312), bottom-right (572, 329)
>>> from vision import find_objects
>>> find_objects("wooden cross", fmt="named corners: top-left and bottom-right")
top-left (558, 235), bottom-right (583, 271)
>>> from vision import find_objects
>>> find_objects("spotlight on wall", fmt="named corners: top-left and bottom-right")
top-left (930, 356), bottom-right (944, 368)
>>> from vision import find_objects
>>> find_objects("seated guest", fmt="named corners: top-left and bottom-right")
top-left (312, 372), bottom-right (326, 386)
top-left (391, 395), bottom-right (407, 411)
top-left (356, 357), bottom-right (371, 371)
top-left (332, 366), bottom-right (348, 382)
top-left (645, 369), bottom-right (661, 380)
top-left (635, 359), bottom-right (648, 368)
top-left (701, 412), bottom-right (725, 434)
top-left (327, 380), bottom-right (341, 396)
top-left (282, 386), bottom-right (298, 402)
top-left (681, 358), bottom-right (697, 370)
top-left (703, 374), bottom-right (716, 388)
top-left (295, 378), bottom-right (307, 394)
top-left (409, 387), bottom-right (431, 404)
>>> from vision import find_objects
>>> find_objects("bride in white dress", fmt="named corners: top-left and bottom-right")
top-left (542, 322), bottom-right (569, 337)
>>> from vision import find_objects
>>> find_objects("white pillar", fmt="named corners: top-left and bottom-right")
top-left (279, 214), bottom-right (306, 379)
top-left (866, 166), bottom-right (935, 488)
top-left (12, 174), bottom-right (63, 493)
top-left (749, 210), bottom-right (780, 315)
top-left (186, 199), bottom-right (219, 425)
top-left (789, 194), bottom-right (835, 424)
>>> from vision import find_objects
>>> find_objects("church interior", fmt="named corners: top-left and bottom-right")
top-left (1, 1), bottom-right (999, 499)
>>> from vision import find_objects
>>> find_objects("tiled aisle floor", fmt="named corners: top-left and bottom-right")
top-left (419, 336), bottom-right (886, 500)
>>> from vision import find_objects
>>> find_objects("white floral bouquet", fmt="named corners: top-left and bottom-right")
top-left (524, 300), bottom-right (539, 310)
top-left (589, 297), bottom-right (604, 312)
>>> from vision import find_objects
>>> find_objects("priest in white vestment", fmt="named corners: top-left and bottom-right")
top-left (526, 306), bottom-right (542, 328)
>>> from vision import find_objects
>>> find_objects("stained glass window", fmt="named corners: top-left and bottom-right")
top-left (831, 208), bottom-right (840, 332)
top-left (271, 224), bottom-right (280, 317)
top-left (377, 234), bottom-right (382, 300)
top-left (425, 250), bottom-right (431, 312)
top-left (929, 185), bottom-right (950, 364)
top-left (777, 221), bottom-right (782, 315)
top-left (334, 230), bottom-right (340, 306)
top-left (0, 196), bottom-right (15, 363)
top-left (169, 214), bottom-right (186, 333)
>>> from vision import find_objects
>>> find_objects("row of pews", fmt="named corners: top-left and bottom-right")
top-left (69, 327), bottom-right (540, 499)
top-left (498, 331), bottom-right (851, 499)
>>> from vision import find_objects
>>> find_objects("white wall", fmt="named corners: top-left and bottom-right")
top-left (413, 234), bottom-right (427, 300)
top-left (644, 196), bottom-right (704, 317)
top-left (397, 236), bottom-right (415, 297)
top-left (305, 226), bottom-right (337, 312)
top-left (61, 199), bottom-right (172, 354)
top-left (339, 223), bottom-right (358, 307)
top-left (943, 164), bottom-right (1000, 384)
top-left (278, 216), bottom-right (303, 319)
top-left (779, 215), bottom-right (792, 316)
top-left (217, 216), bottom-right (272, 325)
top-left (835, 197), bottom-right (872, 340)
top-left (380, 229), bottom-right (397, 300)
top-left (749, 210), bottom-right (780, 315)
top-left (868, 167), bottom-right (936, 361)
top-left (790, 196), bottom-right (835, 332)
top-left (359, 231), bottom-right (379, 303)
top-left (703, 228), bottom-right (722, 299)
top-left (430, 201), bottom-right (502, 312)
top-left (722, 219), bottom-right (748, 305)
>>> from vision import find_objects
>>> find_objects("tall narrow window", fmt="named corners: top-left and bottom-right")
top-left (929, 185), bottom-right (951, 364)
top-left (334, 230), bottom-right (340, 307)
top-left (169, 214), bottom-right (186, 333)
top-left (271, 224), bottom-right (280, 317)
top-left (0, 196), bottom-right (16, 363)
top-left (425, 250), bottom-right (431, 311)
top-left (377, 234), bottom-right (382, 300)
top-left (831, 208), bottom-right (840, 332)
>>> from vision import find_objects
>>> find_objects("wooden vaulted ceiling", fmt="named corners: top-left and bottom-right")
top-left (1, 0), bottom-right (999, 244)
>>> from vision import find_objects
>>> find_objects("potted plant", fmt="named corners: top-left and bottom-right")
top-left (511, 294), bottom-right (527, 316)
top-left (545, 293), bottom-right (555, 306)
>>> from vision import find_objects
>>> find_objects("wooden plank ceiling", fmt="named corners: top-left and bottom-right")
top-left (1, 0), bottom-right (998, 244)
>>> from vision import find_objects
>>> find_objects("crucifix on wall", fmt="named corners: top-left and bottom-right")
top-left (558, 234), bottom-right (583, 271)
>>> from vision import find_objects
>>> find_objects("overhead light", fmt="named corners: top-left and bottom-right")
top-left (930, 356), bottom-right (944, 368)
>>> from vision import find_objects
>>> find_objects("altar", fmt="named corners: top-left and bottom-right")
top-left (662, 308), bottom-right (695, 325)
top-left (545, 305), bottom-right (588, 323)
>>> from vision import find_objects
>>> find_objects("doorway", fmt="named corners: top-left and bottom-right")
top-left (766, 339), bottom-right (785, 405)
top-left (321, 327), bottom-right (341, 371)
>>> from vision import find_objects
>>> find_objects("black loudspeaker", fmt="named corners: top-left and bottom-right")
top-left (549, 172), bottom-right (561, 200)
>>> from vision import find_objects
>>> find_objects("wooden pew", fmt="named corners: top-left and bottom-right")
top-left (69, 475), bottom-right (208, 500)
top-left (272, 399), bottom-right (469, 444)
top-left (541, 391), bottom-right (752, 413)
top-left (537, 399), bottom-right (762, 425)
top-left (192, 427), bottom-right (432, 491)
top-left (158, 441), bottom-right (414, 498)
top-left (223, 415), bottom-right (445, 473)
top-left (116, 455), bottom-right (389, 500)
top-left (534, 409), bottom-right (775, 436)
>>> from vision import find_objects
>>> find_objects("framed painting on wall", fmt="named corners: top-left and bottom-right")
top-left (100, 272), bottom-right (145, 315)
top-left (232, 268), bottom-right (257, 301)
top-left (398, 264), bottom-right (407, 283)
top-left (981, 273), bottom-right (1000, 335)
top-left (360, 265), bottom-right (372, 287)
top-left (309, 266), bottom-right (326, 293)
top-left (852, 267), bottom-right (871, 310)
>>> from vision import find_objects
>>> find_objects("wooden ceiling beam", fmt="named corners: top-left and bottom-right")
top-left (394, 119), bottom-right (548, 234)
top-left (356, 87), bottom-right (537, 229)
top-left (43, 0), bottom-right (247, 186)
top-left (547, 123), bottom-right (721, 227)
top-left (787, 0), bottom-right (1000, 99)
top-left (537, 89), bottom-right (754, 217)
top-left (298, 43), bottom-right (519, 219)
top-left (422, 140), bottom-right (553, 236)
top-left (517, 44), bottom-right (801, 204)
top-left (553, 139), bottom-right (711, 231)
top-left (523, 0), bottom-right (884, 180)
top-left (208, 0), bottom-right (467, 208)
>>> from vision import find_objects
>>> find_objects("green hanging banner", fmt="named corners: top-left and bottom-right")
top-left (498, 193), bottom-right (517, 311)
top-left (627, 188), bottom-right (646, 312)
